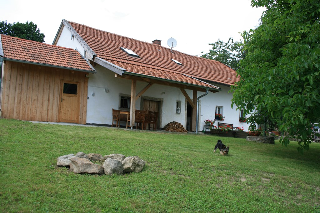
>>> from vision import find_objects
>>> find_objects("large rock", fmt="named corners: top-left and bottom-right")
top-left (75, 152), bottom-right (88, 159)
top-left (104, 154), bottom-right (126, 162)
top-left (87, 153), bottom-right (104, 162)
top-left (69, 157), bottom-right (104, 174)
top-left (57, 154), bottom-right (75, 167)
top-left (103, 158), bottom-right (123, 175)
top-left (122, 156), bottom-right (145, 173)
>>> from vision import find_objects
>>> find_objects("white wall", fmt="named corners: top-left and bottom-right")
top-left (56, 26), bottom-right (85, 56)
top-left (197, 85), bottom-right (250, 131)
top-left (85, 64), bottom-right (186, 128)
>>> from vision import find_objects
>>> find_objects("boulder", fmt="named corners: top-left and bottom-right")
top-left (122, 156), bottom-right (145, 173)
top-left (57, 154), bottom-right (75, 167)
top-left (69, 157), bottom-right (104, 174)
top-left (75, 152), bottom-right (88, 159)
top-left (103, 158), bottom-right (123, 175)
top-left (87, 153), bottom-right (104, 162)
top-left (104, 154), bottom-right (126, 162)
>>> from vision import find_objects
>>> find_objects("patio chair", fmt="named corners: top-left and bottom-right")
top-left (112, 109), bottom-right (120, 127)
top-left (145, 111), bottom-right (158, 130)
top-left (135, 110), bottom-right (146, 130)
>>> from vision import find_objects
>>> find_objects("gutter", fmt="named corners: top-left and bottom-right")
top-left (196, 88), bottom-right (209, 134)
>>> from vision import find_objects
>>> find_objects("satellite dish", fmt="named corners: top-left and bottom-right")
top-left (167, 37), bottom-right (177, 49)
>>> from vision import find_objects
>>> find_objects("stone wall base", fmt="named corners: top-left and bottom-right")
top-left (246, 136), bottom-right (275, 144)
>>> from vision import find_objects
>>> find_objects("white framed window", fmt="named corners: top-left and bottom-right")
top-left (215, 106), bottom-right (223, 120)
top-left (120, 47), bottom-right (139, 58)
top-left (120, 95), bottom-right (131, 109)
top-left (239, 109), bottom-right (246, 122)
top-left (172, 59), bottom-right (182, 65)
top-left (176, 101), bottom-right (181, 114)
top-left (215, 106), bottom-right (223, 115)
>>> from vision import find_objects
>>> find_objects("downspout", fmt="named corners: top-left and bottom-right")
top-left (196, 88), bottom-right (209, 134)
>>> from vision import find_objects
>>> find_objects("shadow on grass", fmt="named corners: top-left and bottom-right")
top-left (255, 141), bottom-right (320, 170)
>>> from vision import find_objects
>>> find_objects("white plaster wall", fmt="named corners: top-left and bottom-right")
top-left (55, 26), bottom-right (85, 55)
top-left (86, 65), bottom-right (186, 128)
top-left (197, 85), bottom-right (250, 131)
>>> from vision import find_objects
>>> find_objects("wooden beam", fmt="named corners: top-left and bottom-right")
top-left (192, 90), bottom-right (197, 132)
top-left (118, 73), bottom-right (213, 93)
top-left (135, 83), bottom-right (153, 101)
top-left (130, 80), bottom-right (136, 128)
top-left (180, 88), bottom-right (195, 108)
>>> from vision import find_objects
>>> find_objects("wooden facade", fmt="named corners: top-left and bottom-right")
top-left (1, 61), bottom-right (88, 124)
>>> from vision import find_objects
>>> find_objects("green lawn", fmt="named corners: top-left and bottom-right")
top-left (1, 119), bottom-right (319, 212)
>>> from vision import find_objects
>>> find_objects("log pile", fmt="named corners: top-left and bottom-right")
top-left (164, 121), bottom-right (188, 132)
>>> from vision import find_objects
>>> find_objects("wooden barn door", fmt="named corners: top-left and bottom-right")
top-left (143, 99), bottom-right (160, 130)
top-left (59, 82), bottom-right (80, 123)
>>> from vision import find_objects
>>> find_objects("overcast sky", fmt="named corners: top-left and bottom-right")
top-left (1, 0), bottom-right (265, 56)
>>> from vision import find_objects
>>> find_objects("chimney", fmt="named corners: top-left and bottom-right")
top-left (152, 39), bottom-right (161, 46)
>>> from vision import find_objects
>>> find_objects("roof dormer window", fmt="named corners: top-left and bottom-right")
top-left (121, 47), bottom-right (139, 58)
top-left (172, 59), bottom-right (182, 65)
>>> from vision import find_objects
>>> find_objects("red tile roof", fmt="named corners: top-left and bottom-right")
top-left (0, 34), bottom-right (94, 72)
top-left (68, 21), bottom-right (239, 87)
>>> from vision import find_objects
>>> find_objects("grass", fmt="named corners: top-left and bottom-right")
top-left (1, 119), bottom-right (320, 212)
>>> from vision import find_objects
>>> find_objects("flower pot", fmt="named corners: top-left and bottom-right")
top-left (234, 131), bottom-right (248, 138)
top-left (248, 131), bottom-right (261, 136)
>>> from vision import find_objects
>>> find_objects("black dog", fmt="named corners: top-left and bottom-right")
top-left (214, 140), bottom-right (229, 155)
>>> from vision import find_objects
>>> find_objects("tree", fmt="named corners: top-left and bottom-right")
top-left (0, 21), bottom-right (45, 42)
top-left (232, 0), bottom-right (320, 151)
top-left (201, 38), bottom-right (243, 70)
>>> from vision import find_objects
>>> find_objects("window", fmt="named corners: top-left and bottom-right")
top-left (63, 83), bottom-right (77, 94)
top-left (215, 106), bottom-right (224, 120)
top-left (176, 101), bottom-right (181, 114)
top-left (239, 109), bottom-right (246, 122)
top-left (172, 59), bottom-right (182, 65)
top-left (120, 96), bottom-right (131, 109)
top-left (120, 47), bottom-right (139, 58)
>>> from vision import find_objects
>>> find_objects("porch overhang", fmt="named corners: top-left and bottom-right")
top-left (120, 71), bottom-right (221, 93)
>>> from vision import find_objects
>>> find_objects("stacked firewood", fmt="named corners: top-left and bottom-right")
top-left (164, 121), bottom-right (188, 132)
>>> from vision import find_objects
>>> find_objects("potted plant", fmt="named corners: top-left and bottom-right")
top-left (239, 116), bottom-right (246, 122)
top-left (215, 113), bottom-right (224, 121)
top-left (204, 119), bottom-right (215, 127)
top-left (248, 125), bottom-right (262, 136)
top-left (234, 126), bottom-right (248, 138)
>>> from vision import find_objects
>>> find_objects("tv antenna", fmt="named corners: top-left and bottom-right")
top-left (167, 37), bottom-right (177, 51)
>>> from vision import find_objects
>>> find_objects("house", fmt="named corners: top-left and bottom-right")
top-left (0, 34), bottom-right (95, 124)
top-left (0, 19), bottom-right (250, 132)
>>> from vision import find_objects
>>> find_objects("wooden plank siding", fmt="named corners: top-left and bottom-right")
top-left (1, 61), bottom-right (88, 124)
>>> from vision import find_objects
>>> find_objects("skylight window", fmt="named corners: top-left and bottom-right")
top-left (172, 59), bottom-right (182, 65)
top-left (120, 47), bottom-right (139, 58)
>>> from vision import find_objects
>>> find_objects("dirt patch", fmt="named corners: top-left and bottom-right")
top-left (261, 177), bottom-right (270, 183)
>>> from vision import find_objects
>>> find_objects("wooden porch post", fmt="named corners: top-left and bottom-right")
top-left (130, 80), bottom-right (136, 129)
top-left (192, 90), bottom-right (197, 132)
